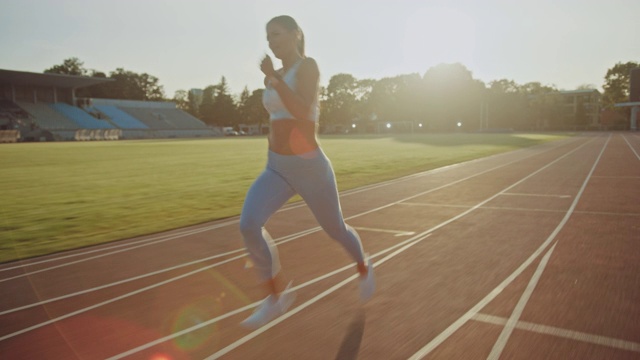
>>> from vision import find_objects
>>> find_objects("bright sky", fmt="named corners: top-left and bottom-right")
top-left (1, 0), bottom-right (638, 97)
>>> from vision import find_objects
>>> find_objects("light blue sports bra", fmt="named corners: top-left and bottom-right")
top-left (262, 59), bottom-right (319, 122)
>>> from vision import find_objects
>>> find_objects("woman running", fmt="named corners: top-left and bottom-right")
top-left (239, 15), bottom-right (375, 329)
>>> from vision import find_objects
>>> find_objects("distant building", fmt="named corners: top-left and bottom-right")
top-left (559, 89), bottom-right (601, 129)
top-left (189, 88), bottom-right (203, 106)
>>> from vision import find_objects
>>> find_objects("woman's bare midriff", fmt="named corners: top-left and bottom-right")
top-left (268, 119), bottom-right (319, 155)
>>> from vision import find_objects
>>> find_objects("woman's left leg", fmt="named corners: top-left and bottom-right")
top-left (293, 152), bottom-right (375, 300)
top-left (292, 154), bottom-right (365, 265)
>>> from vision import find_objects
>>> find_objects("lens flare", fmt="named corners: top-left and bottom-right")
top-left (171, 297), bottom-right (218, 351)
top-left (166, 269), bottom-right (253, 354)
top-left (150, 353), bottom-right (172, 360)
top-left (289, 126), bottom-right (317, 157)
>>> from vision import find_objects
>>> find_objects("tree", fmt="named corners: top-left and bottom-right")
top-left (237, 87), bottom-right (251, 125)
top-left (242, 89), bottom-right (269, 133)
top-left (394, 73), bottom-right (423, 124)
top-left (186, 91), bottom-right (200, 118)
top-left (45, 58), bottom-right (97, 98)
top-left (520, 82), bottom-right (561, 130)
top-left (602, 61), bottom-right (640, 108)
top-left (488, 79), bottom-right (520, 94)
top-left (365, 77), bottom-right (400, 125)
top-left (422, 63), bottom-right (483, 131)
top-left (173, 90), bottom-right (189, 111)
top-left (321, 73), bottom-right (359, 129)
top-left (237, 86), bottom-right (269, 133)
top-left (89, 68), bottom-right (165, 101)
top-left (485, 79), bottom-right (526, 130)
top-left (576, 84), bottom-right (597, 90)
top-left (211, 77), bottom-right (239, 127)
top-left (44, 57), bottom-right (88, 76)
top-left (199, 85), bottom-right (217, 125)
top-left (351, 78), bottom-right (376, 123)
top-left (136, 72), bottom-right (165, 101)
top-left (198, 78), bottom-right (239, 127)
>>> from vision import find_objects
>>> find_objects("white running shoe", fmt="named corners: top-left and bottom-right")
top-left (240, 282), bottom-right (296, 329)
top-left (359, 256), bottom-right (376, 302)
top-left (277, 281), bottom-right (296, 313)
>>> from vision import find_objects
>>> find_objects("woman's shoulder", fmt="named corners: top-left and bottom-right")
top-left (300, 57), bottom-right (318, 68)
top-left (298, 57), bottom-right (319, 77)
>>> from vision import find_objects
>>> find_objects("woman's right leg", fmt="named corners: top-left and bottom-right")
top-left (239, 168), bottom-right (298, 328)
top-left (239, 167), bottom-right (295, 285)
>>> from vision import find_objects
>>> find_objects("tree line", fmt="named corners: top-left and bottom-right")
top-left (45, 57), bottom-right (638, 132)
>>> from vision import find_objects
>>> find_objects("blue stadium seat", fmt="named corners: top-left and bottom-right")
top-left (50, 103), bottom-right (114, 129)
top-left (94, 105), bottom-right (149, 129)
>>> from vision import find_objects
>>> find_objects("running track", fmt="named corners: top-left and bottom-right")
top-left (1, 132), bottom-right (639, 359)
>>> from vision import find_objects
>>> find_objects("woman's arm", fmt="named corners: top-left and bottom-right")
top-left (264, 57), bottom-right (319, 121)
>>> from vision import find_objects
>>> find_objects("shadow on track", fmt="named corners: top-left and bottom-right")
top-left (334, 308), bottom-right (366, 360)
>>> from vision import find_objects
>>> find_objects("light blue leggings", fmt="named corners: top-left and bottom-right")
top-left (239, 148), bottom-right (365, 281)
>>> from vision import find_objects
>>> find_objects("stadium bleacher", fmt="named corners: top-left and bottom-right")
top-left (90, 98), bottom-right (218, 138)
top-left (118, 107), bottom-right (179, 129)
top-left (6, 100), bottom-right (219, 140)
top-left (51, 103), bottom-right (114, 129)
top-left (93, 105), bottom-right (149, 129)
top-left (16, 102), bottom-right (79, 129)
top-left (159, 108), bottom-right (209, 129)
top-left (1, 69), bottom-right (222, 141)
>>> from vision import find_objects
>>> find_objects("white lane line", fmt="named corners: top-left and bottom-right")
top-left (0, 137), bottom-right (590, 336)
top-left (203, 238), bottom-right (427, 360)
top-left (0, 251), bottom-right (243, 317)
top-left (0, 252), bottom-right (243, 342)
top-left (9, 154), bottom-right (523, 340)
top-left (480, 206), bottom-right (564, 213)
top-left (0, 226), bottom-right (319, 316)
top-left (574, 210), bottom-right (640, 217)
top-left (4, 138), bottom-right (536, 328)
top-left (487, 242), bottom-right (558, 360)
top-left (0, 136), bottom-right (576, 273)
top-left (622, 134), bottom-right (640, 161)
top-left (0, 222), bottom-right (244, 282)
top-left (407, 134), bottom-right (610, 360)
top-left (0, 152), bottom-right (537, 313)
top-left (591, 175), bottom-right (640, 179)
top-left (0, 153), bottom-right (444, 271)
top-left (188, 138), bottom-right (596, 359)
top-left (0, 230), bottom-right (428, 343)
top-left (473, 313), bottom-right (640, 353)
top-left (329, 137), bottom-right (576, 198)
top-left (52, 137), bottom-right (587, 357)
top-left (400, 203), bottom-right (471, 209)
top-left (353, 226), bottom-right (415, 236)
top-left (501, 193), bottom-right (572, 198)
top-left (0, 149), bottom-right (546, 312)
top-left (402, 202), bottom-right (567, 214)
top-left (0, 219), bottom-right (238, 273)
top-left (106, 236), bottom-right (429, 360)
top-left (0, 140), bottom-right (557, 283)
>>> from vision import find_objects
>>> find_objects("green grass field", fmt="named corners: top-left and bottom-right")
top-left (0, 133), bottom-right (568, 263)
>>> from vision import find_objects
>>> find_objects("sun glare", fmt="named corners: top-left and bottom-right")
top-left (402, 6), bottom-right (477, 72)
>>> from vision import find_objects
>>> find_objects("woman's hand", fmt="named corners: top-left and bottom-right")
top-left (260, 55), bottom-right (276, 77)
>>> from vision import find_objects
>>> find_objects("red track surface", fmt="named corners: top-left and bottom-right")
top-left (1, 132), bottom-right (639, 360)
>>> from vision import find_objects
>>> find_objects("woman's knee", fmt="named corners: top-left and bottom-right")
top-left (323, 221), bottom-right (351, 240)
top-left (239, 213), bottom-right (262, 238)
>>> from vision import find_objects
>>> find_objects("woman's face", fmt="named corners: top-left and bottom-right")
top-left (266, 22), bottom-right (296, 59)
